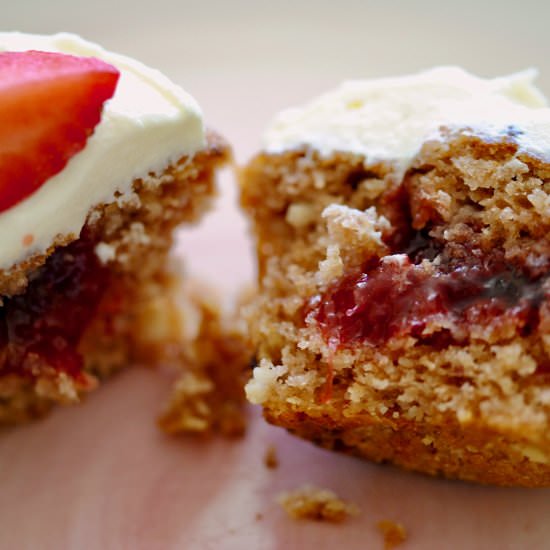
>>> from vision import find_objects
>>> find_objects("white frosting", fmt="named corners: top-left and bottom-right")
top-left (264, 66), bottom-right (550, 171)
top-left (0, 32), bottom-right (205, 270)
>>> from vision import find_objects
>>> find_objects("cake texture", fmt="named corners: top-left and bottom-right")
top-left (157, 281), bottom-right (251, 437)
top-left (242, 67), bottom-right (550, 486)
top-left (0, 32), bottom-right (230, 423)
top-left (277, 484), bottom-right (359, 523)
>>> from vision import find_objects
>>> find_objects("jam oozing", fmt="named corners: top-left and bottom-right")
top-left (312, 177), bottom-right (548, 349)
top-left (0, 231), bottom-right (110, 380)
top-left (313, 250), bottom-right (545, 348)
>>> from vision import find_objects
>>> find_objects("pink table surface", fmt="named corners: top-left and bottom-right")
top-left (0, 366), bottom-right (547, 550)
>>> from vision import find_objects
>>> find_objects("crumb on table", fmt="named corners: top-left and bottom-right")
top-left (376, 519), bottom-right (407, 549)
top-left (264, 444), bottom-right (279, 469)
top-left (157, 283), bottom-right (252, 438)
top-left (277, 484), bottom-right (359, 523)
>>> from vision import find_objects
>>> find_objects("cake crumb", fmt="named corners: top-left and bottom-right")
top-left (264, 445), bottom-right (279, 469)
top-left (376, 519), bottom-right (407, 549)
top-left (277, 485), bottom-right (359, 523)
top-left (158, 281), bottom-right (252, 438)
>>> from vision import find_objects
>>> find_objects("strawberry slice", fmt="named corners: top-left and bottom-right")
top-left (0, 50), bottom-right (120, 213)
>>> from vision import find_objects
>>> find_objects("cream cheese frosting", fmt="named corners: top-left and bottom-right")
top-left (264, 66), bottom-right (550, 172)
top-left (0, 31), bottom-right (205, 270)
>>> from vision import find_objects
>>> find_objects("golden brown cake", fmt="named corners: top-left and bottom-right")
top-left (242, 67), bottom-right (550, 486)
top-left (0, 32), bottom-right (229, 423)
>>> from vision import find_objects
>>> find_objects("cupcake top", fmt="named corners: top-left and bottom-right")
top-left (264, 66), bottom-right (550, 172)
top-left (0, 32), bottom-right (204, 270)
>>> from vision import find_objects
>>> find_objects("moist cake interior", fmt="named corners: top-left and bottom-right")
top-left (0, 132), bottom-right (229, 423)
top-left (242, 129), bottom-right (550, 486)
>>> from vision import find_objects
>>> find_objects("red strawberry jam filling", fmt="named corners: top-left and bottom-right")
top-left (0, 230), bottom-right (111, 382)
top-left (312, 187), bottom-right (547, 349)
top-left (313, 250), bottom-right (545, 348)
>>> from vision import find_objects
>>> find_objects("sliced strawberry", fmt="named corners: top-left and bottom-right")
top-left (0, 50), bottom-right (120, 213)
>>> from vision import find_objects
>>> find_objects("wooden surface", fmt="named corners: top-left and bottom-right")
top-left (2, 2), bottom-right (550, 548)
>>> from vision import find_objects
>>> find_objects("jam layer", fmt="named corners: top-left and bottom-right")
top-left (313, 251), bottom-right (545, 348)
top-left (0, 231), bottom-right (110, 380)
top-left (313, 179), bottom-right (547, 349)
